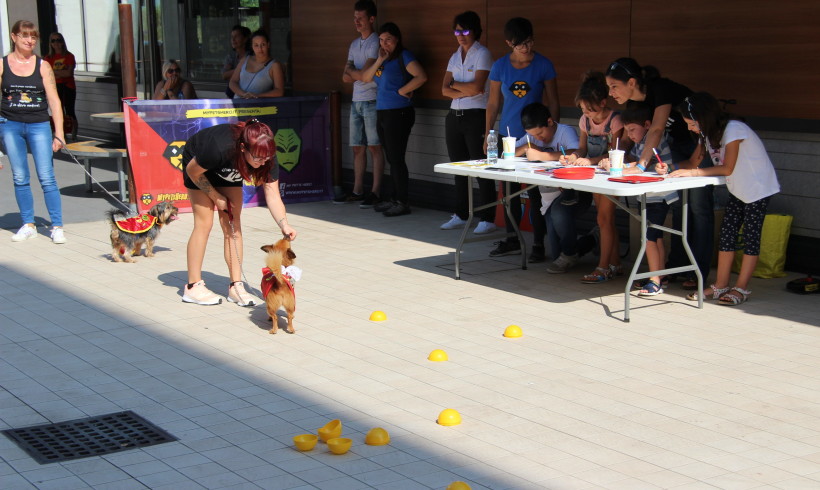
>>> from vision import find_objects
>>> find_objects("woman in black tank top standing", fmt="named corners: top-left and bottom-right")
top-left (1, 20), bottom-right (67, 243)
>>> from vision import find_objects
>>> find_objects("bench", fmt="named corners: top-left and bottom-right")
top-left (64, 141), bottom-right (128, 200)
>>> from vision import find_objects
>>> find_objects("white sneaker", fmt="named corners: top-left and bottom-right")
top-left (473, 221), bottom-right (497, 235)
top-left (182, 281), bottom-right (223, 305)
top-left (227, 282), bottom-right (256, 307)
top-left (546, 253), bottom-right (578, 274)
top-left (50, 227), bottom-right (67, 244)
top-left (11, 225), bottom-right (37, 242)
top-left (440, 214), bottom-right (467, 230)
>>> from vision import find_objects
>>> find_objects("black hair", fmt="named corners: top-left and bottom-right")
top-left (604, 57), bottom-right (660, 93)
top-left (354, 0), bottom-right (377, 18)
top-left (677, 92), bottom-right (730, 149)
top-left (620, 102), bottom-right (653, 127)
top-left (574, 71), bottom-right (608, 107)
top-left (231, 25), bottom-right (252, 54)
top-left (250, 29), bottom-right (270, 44)
top-left (503, 17), bottom-right (533, 46)
top-left (453, 11), bottom-right (482, 41)
top-left (521, 103), bottom-right (552, 130)
top-left (378, 22), bottom-right (404, 61)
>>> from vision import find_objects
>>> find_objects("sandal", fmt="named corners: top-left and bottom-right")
top-left (719, 287), bottom-right (751, 306)
top-left (633, 275), bottom-right (669, 290)
top-left (686, 284), bottom-right (730, 301)
top-left (581, 266), bottom-right (612, 284)
top-left (637, 280), bottom-right (664, 297)
top-left (609, 264), bottom-right (624, 277)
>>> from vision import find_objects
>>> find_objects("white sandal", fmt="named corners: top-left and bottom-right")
top-left (686, 284), bottom-right (730, 301)
top-left (719, 287), bottom-right (751, 306)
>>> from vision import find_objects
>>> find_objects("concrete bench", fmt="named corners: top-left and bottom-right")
top-left (64, 141), bottom-right (128, 200)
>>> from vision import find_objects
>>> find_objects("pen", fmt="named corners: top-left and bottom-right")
top-left (652, 148), bottom-right (674, 176)
top-left (526, 134), bottom-right (531, 149)
top-left (560, 145), bottom-right (566, 157)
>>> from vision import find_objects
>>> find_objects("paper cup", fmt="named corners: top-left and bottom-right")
top-left (502, 137), bottom-right (517, 159)
top-left (608, 149), bottom-right (624, 177)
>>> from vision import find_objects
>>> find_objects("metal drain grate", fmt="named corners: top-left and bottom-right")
top-left (2, 411), bottom-right (177, 464)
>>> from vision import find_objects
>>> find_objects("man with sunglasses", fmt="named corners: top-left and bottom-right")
top-left (338, 0), bottom-right (385, 208)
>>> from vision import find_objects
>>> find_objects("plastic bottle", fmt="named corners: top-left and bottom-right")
top-left (487, 130), bottom-right (498, 165)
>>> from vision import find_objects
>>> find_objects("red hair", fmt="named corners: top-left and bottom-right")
top-left (231, 120), bottom-right (276, 184)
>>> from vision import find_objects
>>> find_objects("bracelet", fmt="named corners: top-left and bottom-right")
top-left (636, 163), bottom-right (646, 172)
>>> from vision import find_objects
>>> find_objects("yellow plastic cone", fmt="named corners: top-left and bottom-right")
top-left (428, 349), bottom-right (448, 362)
top-left (503, 325), bottom-right (523, 338)
top-left (369, 310), bottom-right (387, 321)
top-left (437, 408), bottom-right (462, 426)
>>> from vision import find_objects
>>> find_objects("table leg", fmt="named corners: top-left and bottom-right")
top-left (454, 176), bottom-right (474, 280)
top-left (116, 155), bottom-right (127, 200)
top-left (624, 198), bottom-right (649, 322)
top-left (503, 181), bottom-right (527, 271)
top-left (83, 158), bottom-right (92, 192)
top-left (679, 189), bottom-right (704, 309)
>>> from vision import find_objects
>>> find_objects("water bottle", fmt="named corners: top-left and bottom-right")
top-left (487, 130), bottom-right (498, 165)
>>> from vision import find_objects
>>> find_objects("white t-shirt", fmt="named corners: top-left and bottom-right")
top-left (715, 120), bottom-right (780, 203)
top-left (446, 41), bottom-right (493, 110)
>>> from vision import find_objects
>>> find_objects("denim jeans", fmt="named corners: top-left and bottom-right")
top-left (545, 191), bottom-right (592, 258)
top-left (2, 120), bottom-right (63, 227)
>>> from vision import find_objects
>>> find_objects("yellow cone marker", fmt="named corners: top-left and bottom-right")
top-left (503, 325), bottom-right (523, 338)
top-left (428, 349), bottom-right (448, 362)
top-left (447, 482), bottom-right (472, 490)
top-left (437, 408), bottom-right (462, 426)
top-left (364, 427), bottom-right (390, 446)
top-left (369, 310), bottom-right (387, 322)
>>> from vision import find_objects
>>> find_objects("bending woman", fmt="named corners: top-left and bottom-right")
top-left (1, 20), bottom-right (67, 244)
top-left (182, 120), bottom-right (297, 306)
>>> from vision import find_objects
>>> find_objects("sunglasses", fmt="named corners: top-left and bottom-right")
top-left (453, 30), bottom-right (471, 36)
top-left (166, 68), bottom-right (180, 74)
top-left (50, 39), bottom-right (63, 43)
top-left (609, 61), bottom-right (635, 78)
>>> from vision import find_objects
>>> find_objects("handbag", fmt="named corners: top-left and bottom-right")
top-left (731, 213), bottom-right (792, 278)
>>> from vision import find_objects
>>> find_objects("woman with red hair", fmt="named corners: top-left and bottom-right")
top-left (181, 120), bottom-right (297, 306)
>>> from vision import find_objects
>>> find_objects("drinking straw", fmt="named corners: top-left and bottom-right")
top-left (615, 137), bottom-right (619, 150)
top-left (507, 126), bottom-right (511, 137)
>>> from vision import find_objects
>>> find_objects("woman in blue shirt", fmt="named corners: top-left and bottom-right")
top-left (361, 22), bottom-right (427, 217)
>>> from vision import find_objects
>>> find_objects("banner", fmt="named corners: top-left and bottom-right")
top-left (123, 97), bottom-right (332, 213)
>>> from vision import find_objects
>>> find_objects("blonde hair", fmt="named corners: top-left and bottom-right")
top-left (161, 60), bottom-right (180, 80)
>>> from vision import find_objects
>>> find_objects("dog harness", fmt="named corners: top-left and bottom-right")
top-left (261, 266), bottom-right (298, 300)
top-left (115, 214), bottom-right (157, 234)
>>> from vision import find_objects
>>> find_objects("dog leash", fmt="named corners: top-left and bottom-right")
top-left (57, 136), bottom-right (134, 215)
top-left (223, 202), bottom-right (263, 300)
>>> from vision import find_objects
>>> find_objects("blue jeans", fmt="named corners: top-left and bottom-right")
top-left (349, 100), bottom-right (380, 146)
top-left (545, 191), bottom-right (592, 258)
top-left (2, 120), bottom-right (63, 227)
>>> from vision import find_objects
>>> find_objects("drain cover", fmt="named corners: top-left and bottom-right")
top-left (2, 411), bottom-right (177, 464)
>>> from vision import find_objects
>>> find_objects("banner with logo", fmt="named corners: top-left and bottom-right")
top-left (123, 97), bottom-right (332, 213)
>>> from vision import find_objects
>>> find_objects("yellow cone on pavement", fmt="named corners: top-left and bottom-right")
top-left (503, 325), bottom-right (523, 338)
top-left (437, 408), bottom-right (462, 426)
top-left (369, 310), bottom-right (387, 321)
top-left (428, 349), bottom-right (448, 362)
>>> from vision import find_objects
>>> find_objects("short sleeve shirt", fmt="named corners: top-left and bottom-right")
top-left (489, 52), bottom-right (556, 138)
top-left (374, 50), bottom-right (416, 110)
top-left (348, 33), bottom-right (379, 101)
top-left (44, 52), bottom-right (76, 88)
top-left (718, 120), bottom-right (780, 203)
top-left (515, 123), bottom-right (579, 152)
top-left (181, 124), bottom-right (279, 189)
top-left (632, 78), bottom-right (692, 154)
top-left (447, 41), bottom-right (493, 110)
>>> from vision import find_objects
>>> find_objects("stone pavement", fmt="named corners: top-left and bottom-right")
top-left (1, 194), bottom-right (820, 489)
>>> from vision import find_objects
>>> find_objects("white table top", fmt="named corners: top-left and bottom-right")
top-left (434, 158), bottom-right (724, 197)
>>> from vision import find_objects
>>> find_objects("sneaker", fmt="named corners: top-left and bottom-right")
top-left (473, 221), bottom-right (497, 235)
top-left (489, 240), bottom-right (521, 257)
top-left (440, 214), bottom-right (466, 230)
top-left (546, 253), bottom-right (578, 274)
top-left (227, 282), bottom-right (256, 307)
top-left (359, 192), bottom-right (381, 209)
top-left (333, 192), bottom-right (363, 204)
top-left (50, 227), bottom-right (67, 244)
top-left (374, 200), bottom-right (395, 213)
top-left (182, 281), bottom-right (222, 305)
top-left (383, 201), bottom-right (411, 217)
top-left (11, 224), bottom-right (37, 242)
top-left (560, 190), bottom-right (579, 206)
top-left (528, 245), bottom-right (546, 263)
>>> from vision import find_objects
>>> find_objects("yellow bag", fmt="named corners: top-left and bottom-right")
top-left (732, 213), bottom-right (792, 278)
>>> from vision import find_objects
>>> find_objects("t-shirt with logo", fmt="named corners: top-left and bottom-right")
top-left (181, 124), bottom-right (279, 189)
top-left (374, 50), bottom-right (417, 110)
top-left (44, 52), bottom-right (76, 88)
top-left (489, 52), bottom-right (556, 138)
top-left (1, 56), bottom-right (49, 123)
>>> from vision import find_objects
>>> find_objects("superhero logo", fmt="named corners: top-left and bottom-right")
top-left (509, 80), bottom-right (530, 98)
top-left (141, 193), bottom-right (153, 206)
top-left (163, 141), bottom-right (186, 171)
top-left (375, 65), bottom-right (383, 78)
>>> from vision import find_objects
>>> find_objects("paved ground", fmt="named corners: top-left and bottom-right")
top-left (1, 158), bottom-right (820, 489)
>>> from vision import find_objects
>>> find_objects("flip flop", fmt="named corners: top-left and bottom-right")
top-left (637, 280), bottom-right (664, 297)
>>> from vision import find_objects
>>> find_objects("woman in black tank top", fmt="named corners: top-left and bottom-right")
top-left (0, 20), bottom-right (67, 244)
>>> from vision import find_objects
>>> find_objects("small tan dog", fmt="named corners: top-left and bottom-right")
top-left (107, 202), bottom-right (179, 262)
top-left (260, 238), bottom-right (299, 334)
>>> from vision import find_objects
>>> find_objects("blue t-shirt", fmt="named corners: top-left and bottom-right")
top-left (374, 50), bottom-right (416, 110)
top-left (489, 52), bottom-right (556, 138)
